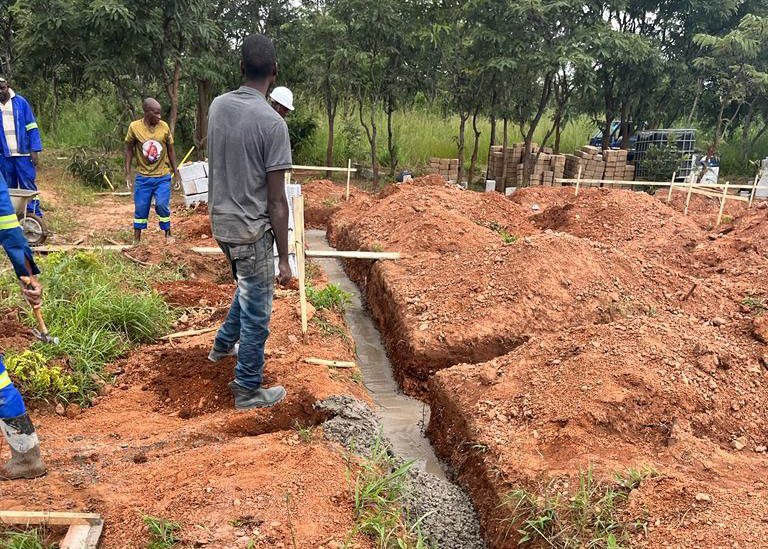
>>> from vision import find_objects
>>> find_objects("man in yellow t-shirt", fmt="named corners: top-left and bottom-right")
top-left (124, 98), bottom-right (180, 245)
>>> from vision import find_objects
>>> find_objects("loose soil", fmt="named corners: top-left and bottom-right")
top-left (1, 164), bottom-right (382, 548)
top-left (326, 180), bottom-right (768, 547)
top-left (301, 179), bottom-right (365, 229)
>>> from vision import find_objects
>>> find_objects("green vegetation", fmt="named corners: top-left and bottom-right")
top-left (0, 529), bottom-right (53, 549)
top-left (488, 222), bottom-right (518, 244)
top-left (742, 296), bottom-right (767, 313)
top-left (637, 144), bottom-right (683, 182)
top-left (6, 1), bottom-right (768, 186)
top-left (67, 148), bottom-right (121, 189)
top-left (312, 315), bottom-right (351, 345)
top-left (293, 420), bottom-right (316, 443)
top-left (306, 283), bottom-right (352, 313)
top-left (143, 515), bottom-right (181, 549)
top-left (345, 439), bottom-right (431, 548)
top-left (0, 251), bottom-right (176, 404)
top-left (500, 466), bottom-right (657, 548)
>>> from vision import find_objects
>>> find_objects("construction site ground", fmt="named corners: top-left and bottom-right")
top-left (327, 175), bottom-right (768, 548)
top-left (2, 161), bottom-right (768, 548)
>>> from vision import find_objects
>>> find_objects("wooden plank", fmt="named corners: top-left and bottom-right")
top-left (305, 250), bottom-right (400, 260)
top-left (34, 245), bottom-right (132, 253)
top-left (291, 165), bottom-right (358, 173)
top-left (666, 172), bottom-right (676, 204)
top-left (293, 195), bottom-right (308, 334)
top-left (574, 166), bottom-right (583, 197)
top-left (163, 326), bottom-right (219, 340)
top-left (684, 174), bottom-right (694, 216)
top-left (556, 178), bottom-right (768, 191)
top-left (716, 180), bottom-right (730, 226)
top-left (304, 358), bottom-right (356, 368)
top-left (0, 510), bottom-right (101, 526)
top-left (191, 247), bottom-right (401, 260)
top-left (61, 524), bottom-right (93, 549)
top-left (750, 171), bottom-right (760, 207)
top-left (345, 158), bottom-right (352, 201)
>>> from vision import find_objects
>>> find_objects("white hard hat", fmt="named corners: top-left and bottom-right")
top-left (270, 86), bottom-right (294, 111)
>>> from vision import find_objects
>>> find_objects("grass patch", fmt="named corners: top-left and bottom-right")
top-left (293, 420), bottom-right (316, 443)
top-left (500, 465), bottom-right (656, 548)
top-left (312, 314), bottom-right (351, 345)
top-left (345, 439), bottom-right (432, 548)
top-left (306, 283), bottom-right (352, 313)
top-left (143, 515), bottom-right (181, 549)
top-left (0, 529), bottom-right (55, 549)
top-left (488, 222), bottom-right (518, 244)
top-left (742, 295), bottom-right (767, 313)
top-left (0, 251), bottom-right (176, 404)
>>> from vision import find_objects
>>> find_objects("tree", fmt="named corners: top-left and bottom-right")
top-left (695, 14), bottom-right (768, 150)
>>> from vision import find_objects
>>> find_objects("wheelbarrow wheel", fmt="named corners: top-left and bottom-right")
top-left (21, 214), bottom-right (48, 247)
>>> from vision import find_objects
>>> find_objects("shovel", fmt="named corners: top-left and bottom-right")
top-left (19, 276), bottom-right (59, 345)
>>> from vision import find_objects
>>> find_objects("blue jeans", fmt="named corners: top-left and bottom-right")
top-left (0, 156), bottom-right (41, 216)
top-left (133, 174), bottom-right (171, 230)
top-left (214, 231), bottom-right (275, 389)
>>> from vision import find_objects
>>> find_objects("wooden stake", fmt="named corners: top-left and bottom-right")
top-left (293, 195), bottom-right (308, 334)
top-left (304, 358), bottom-right (356, 368)
top-left (102, 173), bottom-right (115, 191)
top-left (345, 158), bottom-right (352, 201)
top-left (306, 250), bottom-right (400, 260)
top-left (749, 170), bottom-right (760, 208)
top-left (575, 165), bottom-right (583, 197)
top-left (666, 172), bottom-right (677, 204)
top-left (684, 173), bottom-right (694, 216)
top-left (34, 244), bottom-right (132, 253)
top-left (716, 180), bottom-right (730, 226)
top-left (163, 326), bottom-right (219, 340)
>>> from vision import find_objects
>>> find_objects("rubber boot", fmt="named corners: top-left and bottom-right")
top-left (0, 413), bottom-right (47, 480)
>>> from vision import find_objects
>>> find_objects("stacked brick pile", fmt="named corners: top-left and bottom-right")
top-left (602, 149), bottom-right (635, 181)
top-left (564, 146), bottom-right (635, 184)
top-left (488, 143), bottom-right (566, 187)
top-left (428, 158), bottom-right (460, 181)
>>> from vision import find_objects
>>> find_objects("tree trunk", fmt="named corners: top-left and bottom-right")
top-left (501, 117), bottom-right (509, 186)
top-left (371, 104), bottom-right (379, 185)
top-left (167, 59), bottom-right (182, 135)
top-left (468, 106), bottom-right (481, 185)
top-left (194, 79), bottom-right (211, 160)
top-left (486, 113), bottom-right (497, 184)
top-left (713, 99), bottom-right (727, 150)
top-left (554, 113), bottom-right (563, 154)
top-left (619, 101), bottom-right (630, 149)
top-left (687, 78), bottom-right (702, 126)
top-left (457, 111), bottom-right (469, 184)
top-left (602, 116), bottom-right (612, 151)
top-left (1, 12), bottom-right (12, 78)
top-left (386, 98), bottom-right (397, 177)
top-left (325, 96), bottom-right (337, 178)
top-left (741, 99), bottom-right (757, 164)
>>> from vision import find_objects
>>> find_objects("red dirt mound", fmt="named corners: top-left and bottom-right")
top-left (523, 187), bottom-right (704, 260)
top-left (664, 188), bottom-right (749, 230)
top-left (428, 313), bottom-right (768, 547)
top-left (0, 313), bottom-right (34, 353)
top-left (329, 183), bottom-right (538, 257)
top-left (174, 203), bottom-right (212, 239)
top-left (302, 179), bottom-right (352, 229)
top-left (338, 230), bottom-right (725, 396)
top-left (127, 245), bottom-right (231, 284)
top-left (154, 280), bottom-right (234, 308)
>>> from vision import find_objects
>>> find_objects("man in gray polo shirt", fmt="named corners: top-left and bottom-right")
top-left (207, 34), bottom-right (292, 410)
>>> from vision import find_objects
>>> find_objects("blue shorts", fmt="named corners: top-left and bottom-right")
top-left (133, 174), bottom-right (171, 230)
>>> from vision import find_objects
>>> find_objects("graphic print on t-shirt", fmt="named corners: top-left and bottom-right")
top-left (142, 139), bottom-right (163, 164)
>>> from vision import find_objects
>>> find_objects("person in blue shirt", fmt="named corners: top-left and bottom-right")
top-left (0, 170), bottom-right (46, 480)
top-left (0, 77), bottom-right (44, 217)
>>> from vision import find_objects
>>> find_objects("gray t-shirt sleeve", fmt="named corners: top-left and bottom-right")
top-left (264, 120), bottom-right (292, 173)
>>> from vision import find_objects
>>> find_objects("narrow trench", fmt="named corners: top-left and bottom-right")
top-left (306, 229), bottom-right (447, 480)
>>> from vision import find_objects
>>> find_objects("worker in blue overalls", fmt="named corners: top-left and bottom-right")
top-left (0, 77), bottom-right (44, 217)
top-left (0, 170), bottom-right (46, 480)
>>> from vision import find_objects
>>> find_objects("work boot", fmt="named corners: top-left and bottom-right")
top-left (0, 413), bottom-right (47, 480)
top-left (228, 380), bottom-right (286, 411)
top-left (208, 343), bottom-right (239, 363)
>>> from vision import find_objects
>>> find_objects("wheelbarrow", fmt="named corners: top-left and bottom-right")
top-left (9, 189), bottom-right (48, 246)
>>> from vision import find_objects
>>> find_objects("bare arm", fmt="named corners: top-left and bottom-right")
top-left (267, 169), bottom-right (289, 260)
top-left (167, 137), bottom-right (179, 174)
top-left (267, 170), bottom-right (291, 285)
top-left (124, 142), bottom-right (133, 180)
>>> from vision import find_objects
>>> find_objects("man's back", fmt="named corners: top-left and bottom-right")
top-left (207, 86), bottom-right (292, 245)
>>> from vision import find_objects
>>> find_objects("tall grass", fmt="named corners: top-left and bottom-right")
top-left (299, 103), bottom-right (593, 171)
top-left (0, 251), bottom-right (176, 404)
top-left (42, 97), bottom-right (123, 151)
top-left (0, 529), bottom-right (53, 549)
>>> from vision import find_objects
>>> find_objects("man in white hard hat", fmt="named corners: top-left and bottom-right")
top-left (269, 86), bottom-right (294, 118)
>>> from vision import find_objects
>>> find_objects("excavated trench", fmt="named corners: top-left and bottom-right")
top-left (306, 230), bottom-right (486, 548)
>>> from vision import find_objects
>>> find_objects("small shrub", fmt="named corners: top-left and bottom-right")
top-left (67, 149), bottom-right (119, 189)
top-left (5, 351), bottom-right (78, 402)
top-left (143, 515), bottom-right (181, 549)
top-left (638, 144), bottom-right (681, 182)
top-left (306, 283), bottom-right (352, 313)
top-left (742, 296), bottom-right (766, 312)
